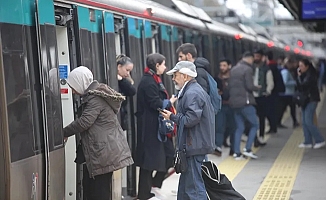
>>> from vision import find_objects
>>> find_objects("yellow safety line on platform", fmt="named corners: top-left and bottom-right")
top-left (217, 107), bottom-right (292, 181)
top-left (217, 135), bottom-right (270, 181)
top-left (253, 91), bottom-right (325, 200)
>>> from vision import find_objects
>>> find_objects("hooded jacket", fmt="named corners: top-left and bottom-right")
top-left (194, 57), bottom-right (210, 93)
top-left (63, 81), bottom-right (134, 178)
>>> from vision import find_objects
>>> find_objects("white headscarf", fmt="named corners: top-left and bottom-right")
top-left (67, 66), bottom-right (94, 95)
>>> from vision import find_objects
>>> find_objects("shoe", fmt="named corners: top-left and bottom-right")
top-left (267, 129), bottom-right (277, 134)
top-left (233, 153), bottom-right (246, 160)
top-left (298, 143), bottom-right (313, 148)
top-left (151, 187), bottom-right (165, 199)
top-left (313, 141), bottom-right (326, 149)
top-left (293, 122), bottom-right (300, 128)
top-left (254, 138), bottom-right (267, 148)
top-left (229, 149), bottom-right (234, 156)
top-left (213, 147), bottom-right (222, 157)
top-left (242, 150), bottom-right (258, 159)
top-left (278, 124), bottom-right (287, 129)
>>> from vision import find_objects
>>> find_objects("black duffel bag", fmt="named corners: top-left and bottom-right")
top-left (201, 161), bottom-right (246, 200)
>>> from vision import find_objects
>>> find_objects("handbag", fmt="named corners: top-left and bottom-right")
top-left (293, 92), bottom-right (308, 107)
top-left (157, 115), bottom-right (175, 142)
top-left (173, 118), bottom-right (188, 174)
top-left (74, 142), bottom-right (86, 164)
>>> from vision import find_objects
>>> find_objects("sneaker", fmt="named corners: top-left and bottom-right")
top-left (233, 153), bottom-right (245, 160)
top-left (151, 187), bottom-right (165, 199)
top-left (149, 197), bottom-right (162, 200)
top-left (278, 124), bottom-right (287, 129)
top-left (213, 147), bottom-right (222, 157)
top-left (298, 143), bottom-right (313, 148)
top-left (313, 141), bottom-right (326, 149)
top-left (242, 150), bottom-right (258, 159)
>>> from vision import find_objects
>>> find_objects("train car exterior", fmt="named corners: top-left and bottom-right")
top-left (0, 0), bottom-right (314, 200)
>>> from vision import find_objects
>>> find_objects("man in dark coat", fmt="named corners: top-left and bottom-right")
top-left (266, 51), bottom-right (285, 133)
top-left (162, 61), bottom-right (215, 200)
top-left (176, 43), bottom-right (210, 93)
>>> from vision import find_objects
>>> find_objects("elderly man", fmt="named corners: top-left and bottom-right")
top-left (160, 61), bottom-right (215, 200)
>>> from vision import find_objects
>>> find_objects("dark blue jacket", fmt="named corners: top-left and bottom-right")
top-left (170, 79), bottom-right (215, 156)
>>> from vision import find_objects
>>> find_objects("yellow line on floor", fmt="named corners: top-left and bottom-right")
top-left (218, 106), bottom-right (292, 181)
top-left (253, 91), bottom-right (325, 200)
top-left (217, 135), bottom-right (269, 181)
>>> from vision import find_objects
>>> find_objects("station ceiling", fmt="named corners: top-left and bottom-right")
top-left (278, 0), bottom-right (326, 33)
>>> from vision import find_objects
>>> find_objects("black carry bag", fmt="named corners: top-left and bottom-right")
top-left (173, 117), bottom-right (188, 174)
top-left (201, 161), bottom-right (246, 200)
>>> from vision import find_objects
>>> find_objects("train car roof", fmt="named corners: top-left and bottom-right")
top-left (69, 0), bottom-right (207, 31)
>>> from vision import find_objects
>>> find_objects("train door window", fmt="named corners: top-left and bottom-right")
top-left (193, 33), bottom-right (203, 57)
top-left (74, 6), bottom-right (106, 83)
top-left (216, 36), bottom-right (224, 61)
top-left (151, 24), bottom-right (159, 53)
top-left (1, 24), bottom-right (43, 162)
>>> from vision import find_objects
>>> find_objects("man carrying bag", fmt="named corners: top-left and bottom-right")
top-left (161, 61), bottom-right (215, 200)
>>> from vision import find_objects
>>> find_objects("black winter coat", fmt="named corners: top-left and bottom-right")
top-left (297, 67), bottom-right (320, 103)
top-left (135, 74), bottom-right (174, 172)
top-left (194, 57), bottom-right (210, 93)
top-left (118, 78), bottom-right (136, 130)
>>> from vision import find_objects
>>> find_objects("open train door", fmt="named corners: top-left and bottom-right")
top-left (35, 0), bottom-right (65, 199)
top-left (0, 31), bottom-right (10, 200)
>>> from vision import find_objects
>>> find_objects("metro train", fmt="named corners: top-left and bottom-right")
top-left (0, 0), bottom-right (312, 199)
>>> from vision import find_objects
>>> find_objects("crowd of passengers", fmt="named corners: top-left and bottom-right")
top-left (62, 43), bottom-right (326, 200)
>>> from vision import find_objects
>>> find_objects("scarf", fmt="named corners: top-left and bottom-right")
top-left (144, 67), bottom-right (177, 138)
top-left (67, 66), bottom-right (94, 95)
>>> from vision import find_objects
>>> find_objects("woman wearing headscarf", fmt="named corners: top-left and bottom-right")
top-left (136, 53), bottom-right (177, 200)
top-left (296, 59), bottom-right (325, 149)
top-left (63, 66), bottom-right (134, 200)
top-left (116, 54), bottom-right (136, 130)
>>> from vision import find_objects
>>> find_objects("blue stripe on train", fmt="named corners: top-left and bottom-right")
top-left (77, 6), bottom-right (103, 33)
top-left (0, 0), bottom-right (35, 25)
top-left (127, 17), bottom-right (141, 39)
top-left (104, 12), bottom-right (114, 33)
top-left (160, 25), bottom-right (170, 42)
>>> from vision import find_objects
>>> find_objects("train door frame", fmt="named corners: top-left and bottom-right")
top-left (0, 32), bottom-right (10, 200)
top-left (54, 3), bottom-right (77, 200)
top-left (35, 0), bottom-right (66, 199)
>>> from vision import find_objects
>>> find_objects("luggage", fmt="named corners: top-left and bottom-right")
top-left (201, 161), bottom-right (246, 200)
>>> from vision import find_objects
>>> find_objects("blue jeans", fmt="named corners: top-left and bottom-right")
top-left (302, 102), bottom-right (324, 144)
top-left (216, 105), bottom-right (236, 150)
top-left (233, 105), bottom-right (259, 154)
top-left (177, 155), bottom-right (207, 200)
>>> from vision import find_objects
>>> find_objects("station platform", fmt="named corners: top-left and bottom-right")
top-left (150, 90), bottom-right (326, 200)
top-left (125, 90), bottom-right (326, 200)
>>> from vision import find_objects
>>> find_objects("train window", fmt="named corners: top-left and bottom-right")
top-left (39, 25), bottom-right (64, 149)
top-left (1, 25), bottom-right (38, 162)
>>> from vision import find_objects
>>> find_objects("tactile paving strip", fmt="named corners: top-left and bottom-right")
top-left (218, 134), bottom-right (271, 181)
top-left (252, 129), bottom-right (304, 200)
top-left (253, 91), bottom-right (325, 200)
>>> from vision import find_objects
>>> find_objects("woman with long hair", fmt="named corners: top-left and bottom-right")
top-left (296, 59), bottom-right (325, 149)
top-left (135, 53), bottom-right (177, 200)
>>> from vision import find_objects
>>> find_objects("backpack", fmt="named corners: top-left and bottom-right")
top-left (206, 72), bottom-right (222, 114)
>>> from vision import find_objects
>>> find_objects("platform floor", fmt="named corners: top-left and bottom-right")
top-left (127, 90), bottom-right (326, 200)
